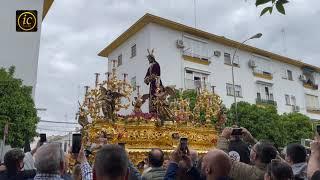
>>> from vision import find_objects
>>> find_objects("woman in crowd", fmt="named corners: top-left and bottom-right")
top-left (264, 159), bottom-right (294, 180)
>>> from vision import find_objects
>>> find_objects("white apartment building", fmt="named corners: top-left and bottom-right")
top-left (99, 13), bottom-right (320, 121)
top-left (0, 0), bottom-right (54, 97)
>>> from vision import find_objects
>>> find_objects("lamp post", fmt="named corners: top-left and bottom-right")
top-left (231, 33), bottom-right (262, 126)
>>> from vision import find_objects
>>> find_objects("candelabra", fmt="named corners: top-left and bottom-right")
top-left (193, 77), bottom-right (222, 123)
top-left (79, 60), bottom-right (133, 121)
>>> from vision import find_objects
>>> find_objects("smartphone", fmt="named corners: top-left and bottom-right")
top-left (231, 128), bottom-right (243, 136)
top-left (180, 137), bottom-right (188, 154)
top-left (40, 133), bottom-right (47, 142)
top-left (316, 125), bottom-right (320, 135)
top-left (118, 142), bottom-right (126, 149)
top-left (39, 133), bottom-right (47, 146)
top-left (72, 134), bottom-right (82, 154)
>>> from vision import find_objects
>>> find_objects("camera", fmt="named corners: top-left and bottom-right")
top-left (231, 128), bottom-right (243, 136)
top-left (180, 137), bottom-right (188, 154)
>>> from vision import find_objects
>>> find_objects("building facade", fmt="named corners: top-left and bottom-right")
top-left (0, 0), bottom-right (54, 97)
top-left (99, 14), bottom-right (320, 120)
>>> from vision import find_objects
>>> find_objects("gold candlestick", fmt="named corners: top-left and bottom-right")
top-left (136, 85), bottom-right (141, 97)
top-left (105, 72), bottom-right (111, 82)
top-left (95, 73), bottom-right (100, 87)
top-left (84, 86), bottom-right (89, 95)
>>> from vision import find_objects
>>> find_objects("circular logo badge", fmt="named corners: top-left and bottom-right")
top-left (17, 11), bottom-right (37, 31)
top-left (229, 151), bottom-right (241, 162)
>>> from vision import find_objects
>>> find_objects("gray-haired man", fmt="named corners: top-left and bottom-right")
top-left (34, 143), bottom-right (65, 180)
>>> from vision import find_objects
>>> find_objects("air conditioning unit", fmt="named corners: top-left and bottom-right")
top-left (293, 105), bottom-right (300, 112)
top-left (299, 75), bottom-right (306, 82)
top-left (213, 50), bottom-right (221, 57)
top-left (176, 39), bottom-right (184, 48)
top-left (248, 60), bottom-right (256, 68)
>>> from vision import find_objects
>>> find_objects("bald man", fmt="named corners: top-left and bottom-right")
top-left (142, 148), bottom-right (166, 180)
top-left (201, 149), bottom-right (232, 180)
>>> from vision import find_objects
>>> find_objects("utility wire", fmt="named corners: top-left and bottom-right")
top-left (37, 127), bottom-right (79, 132)
top-left (39, 120), bottom-right (78, 125)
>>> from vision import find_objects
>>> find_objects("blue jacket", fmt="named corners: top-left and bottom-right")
top-left (164, 162), bottom-right (201, 180)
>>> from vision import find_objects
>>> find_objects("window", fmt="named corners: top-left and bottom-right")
top-left (131, 76), bottom-right (136, 91)
top-left (253, 55), bottom-right (272, 75)
top-left (224, 53), bottom-right (231, 65)
top-left (117, 54), bottom-right (122, 67)
top-left (131, 44), bottom-right (136, 58)
top-left (183, 36), bottom-right (209, 59)
top-left (257, 92), bottom-right (261, 100)
top-left (306, 94), bottom-right (320, 110)
top-left (226, 83), bottom-right (242, 97)
top-left (287, 70), bottom-right (293, 80)
top-left (256, 83), bottom-right (274, 100)
top-left (291, 96), bottom-right (296, 105)
top-left (285, 94), bottom-right (291, 105)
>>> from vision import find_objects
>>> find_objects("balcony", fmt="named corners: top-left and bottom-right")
top-left (256, 98), bottom-right (277, 106)
top-left (182, 52), bottom-right (210, 65)
top-left (185, 79), bottom-right (211, 91)
top-left (306, 107), bottom-right (320, 114)
top-left (303, 81), bottom-right (318, 90)
top-left (253, 69), bottom-right (273, 80)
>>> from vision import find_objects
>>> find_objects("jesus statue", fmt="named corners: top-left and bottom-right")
top-left (144, 49), bottom-right (163, 113)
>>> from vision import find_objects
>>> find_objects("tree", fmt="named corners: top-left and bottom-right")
top-left (227, 102), bottom-right (313, 148)
top-left (279, 113), bottom-right (313, 145)
top-left (255, 0), bottom-right (289, 16)
top-left (168, 89), bottom-right (197, 110)
top-left (0, 66), bottom-right (38, 148)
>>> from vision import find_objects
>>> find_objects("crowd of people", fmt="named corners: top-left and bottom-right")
top-left (0, 127), bottom-right (320, 180)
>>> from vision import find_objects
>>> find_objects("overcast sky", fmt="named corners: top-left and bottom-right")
top-left (35, 0), bottom-right (320, 135)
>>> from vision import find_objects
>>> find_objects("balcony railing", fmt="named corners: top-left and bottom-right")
top-left (306, 106), bottom-right (320, 114)
top-left (183, 51), bottom-right (210, 61)
top-left (185, 79), bottom-right (211, 91)
top-left (303, 82), bottom-right (318, 90)
top-left (256, 98), bottom-right (277, 106)
top-left (253, 69), bottom-right (273, 80)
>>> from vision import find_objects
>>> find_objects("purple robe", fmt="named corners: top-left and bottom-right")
top-left (144, 61), bottom-right (163, 113)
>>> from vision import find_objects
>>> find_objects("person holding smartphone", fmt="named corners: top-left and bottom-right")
top-left (164, 138), bottom-right (201, 180)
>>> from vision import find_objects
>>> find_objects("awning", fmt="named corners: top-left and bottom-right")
top-left (185, 67), bottom-right (211, 75)
top-left (256, 80), bottom-right (273, 86)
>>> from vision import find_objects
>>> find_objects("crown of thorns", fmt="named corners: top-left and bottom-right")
top-left (147, 49), bottom-right (155, 59)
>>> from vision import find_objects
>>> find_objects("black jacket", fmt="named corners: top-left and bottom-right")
top-left (0, 169), bottom-right (36, 180)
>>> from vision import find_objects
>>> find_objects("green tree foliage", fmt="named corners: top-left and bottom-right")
top-left (227, 102), bottom-right (313, 148)
top-left (279, 113), bottom-right (314, 145)
top-left (168, 89), bottom-right (197, 110)
top-left (256, 0), bottom-right (289, 16)
top-left (0, 66), bottom-right (38, 147)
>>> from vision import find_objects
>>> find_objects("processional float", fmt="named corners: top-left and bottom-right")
top-left (72, 50), bottom-right (226, 168)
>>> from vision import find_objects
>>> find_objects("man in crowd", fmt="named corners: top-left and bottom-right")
top-left (0, 148), bottom-right (36, 179)
top-left (34, 143), bottom-right (66, 180)
top-left (94, 144), bottom-right (129, 180)
top-left (164, 146), bottom-right (200, 180)
top-left (142, 148), bottom-right (166, 180)
top-left (201, 149), bottom-right (232, 180)
top-left (285, 143), bottom-right (307, 179)
top-left (23, 141), bottom-right (40, 170)
top-left (228, 134), bottom-right (250, 164)
top-left (217, 127), bottom-right (277, 180)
